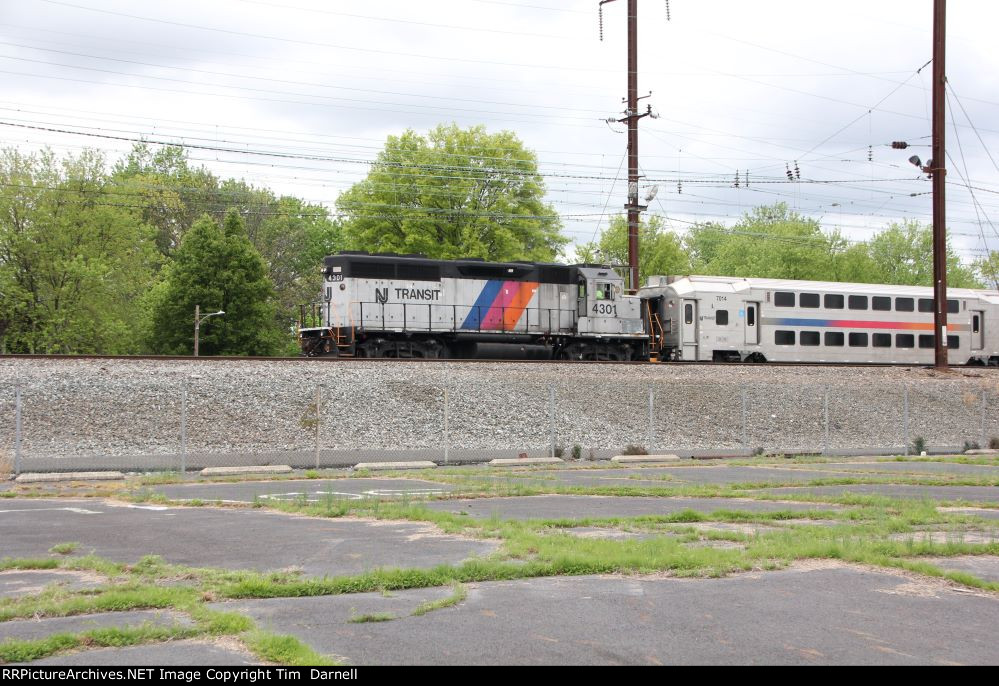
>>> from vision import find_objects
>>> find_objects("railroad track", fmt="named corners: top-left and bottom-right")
top-left (3, 353), bottom-right (996, 370)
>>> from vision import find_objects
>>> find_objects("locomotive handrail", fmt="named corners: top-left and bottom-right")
top-left (321, 301), bottom-right (578, 335)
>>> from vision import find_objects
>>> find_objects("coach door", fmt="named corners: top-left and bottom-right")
top-left (745, 302), bottom-right (760, 345)
top-left (682, 299), bottom-right (698, 360)
top-left (972, 311), bottom-right (984, 351)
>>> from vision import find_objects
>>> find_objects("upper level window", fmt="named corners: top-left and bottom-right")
top-left (872, 297), bottom-right (891, 311)
top-left (919, 298), bottom-right (934, 313)
top-left (775, 292), bottom-right (795, 307)
top-left (824, 294), bottom-right (844, 309)
top-left (800, 293), bottom-right (820, 308)
top-left (848, 295), bottom-right (868, 310)
top-left (896, 297), bottom-right (914, 312)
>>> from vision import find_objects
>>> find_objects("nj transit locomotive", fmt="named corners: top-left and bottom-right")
top-left (298, 252), bottom-right (999, 366)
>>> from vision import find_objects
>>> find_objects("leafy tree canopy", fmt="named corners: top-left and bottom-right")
top-left (576, 214), bottom-right (690, 286)
top-left (336, 124), bottom-right (567, 262)
top-left (150, 210), bottom-right (284, 356)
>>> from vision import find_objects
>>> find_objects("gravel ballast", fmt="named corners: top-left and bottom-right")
top-left (1, 358), bottom-right (997, 470)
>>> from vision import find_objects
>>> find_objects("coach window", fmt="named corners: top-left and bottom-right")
top-left (896, 297), bottom-right (914, 312)
top-left (801, 331), bottom-right (820, 346)
top-left (896, 334), bottom-right (915, 348)
top-left (872, 297), bottom-right (891, 312)
top-left (849, 332), bottom-right (868, 347)
top-left (848, 295), bottom-right (868, 310)
top-left (800, 293), bottom-right (820, 308)
top-left (947, 300), bottom-right (959, 314)
top-left (684, 304), bottom-right (693, 325)
top-left (919, 335), bottom-right (935, 349)
top-left (775, 330), bottom-right (795, 345)
top-left (948, 335), bottom-right (960, 349)
top-left (873, 333), bottom-right (892, 348)
top-left (716, 310), bottom-right (729, 326)
top-left (824, 294), bottom-right (844, 309)
top-left (919, 298), bottom-right (934, 313)
top-left (825, 331), bottom-right (845, 346)
top-left (775, 292), bottom-right (795, 307)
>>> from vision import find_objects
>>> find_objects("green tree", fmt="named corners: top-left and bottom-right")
top-left (0, 147), bottom-right (160, 354)
top-left (684, 204), bottom-right (839, 280)
top-left (974, 250), bottom-right (999, 291)
top-left (577, 214), bottom-right (690, 286)
top-left (866, 220), bottom-right (981, 288)
top-left (149, 210), bottom-right (283, 356)
top-left (336, 124), bottom-right (567, 261)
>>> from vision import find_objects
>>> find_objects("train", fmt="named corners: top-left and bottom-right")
top-left (298, 252), bottom-right (999, 366)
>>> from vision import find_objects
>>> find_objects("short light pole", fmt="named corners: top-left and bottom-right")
top-left (194, 304), bottom-right (225, 357)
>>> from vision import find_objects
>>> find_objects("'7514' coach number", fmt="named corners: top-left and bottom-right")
top-left (592, 303), bottom-right (617, 316)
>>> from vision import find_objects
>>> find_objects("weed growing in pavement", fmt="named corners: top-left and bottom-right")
top-left (347, 612), bottom-right (396, 623)
top-left (411, 583), bottom-right (468, 617)
top-left (47, 542), bottom-right (80, 556)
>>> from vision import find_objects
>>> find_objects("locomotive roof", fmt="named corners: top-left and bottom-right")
top-left (323, 252), bottom-right (625, 284)
top-left (643, 275), bottom-right (997, 300)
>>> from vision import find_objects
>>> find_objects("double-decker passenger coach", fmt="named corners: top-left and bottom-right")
top-left (640, 275), bottom-right (999, 365)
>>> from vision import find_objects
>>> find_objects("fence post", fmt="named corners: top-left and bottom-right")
top-left (903, 386), bottom-right (910, 456)
top-left (647, 387), bottom-right (654, 453)
top-left (315, 386), bottom-right (321, 470)
top-left (443, 385), bottom-right (450, 466)
top-left (14, 384), bottom-right (22, 476)
top-left (823, 388), bottom-right (829, 455)
top-left (741, 387), bottom-right (748, 451)
top-left (180, 382), bottom-right (188, 474)
top-left (549, 385), bottom-right (556, 458)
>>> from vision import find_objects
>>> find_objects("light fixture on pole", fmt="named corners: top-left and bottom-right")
top-left (194, 304), bottom-right (225, 357)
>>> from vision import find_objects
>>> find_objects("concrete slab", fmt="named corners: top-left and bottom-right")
top-left (425, 494), bottom-right (840, 521)
top-left (918, 555), bottom-right (999, 584)
top-left (0, 610), bottom-right (193, 642)
top-left (200, 466), bottom-right (291, 477)
top-left (611, 455), bottom-right (681, 464)
top-left (792, 461), bottom-right (999, 477)
top-left (0, 499), bottom-right (496, 577)
top-left (965, 449), bottom-right (999, 455)
top-left (938, 507), bottom-right (999, 521)
top-left (15, 472), bottom-right (123, 483)
top-left (488, 458), bottom-right (563, 466)
top-left (215, 565), bottom-right (999, 665)
top-left (354, 461), bottom-right (437, 471)
top-left (25, 639), bottom-right (262, 666)
top-left (0, 570), bottom-right (107, 599)
top-left (149, 478), bottom-right (454, 504)
top-left (760, 484), bottom-right (999, 503)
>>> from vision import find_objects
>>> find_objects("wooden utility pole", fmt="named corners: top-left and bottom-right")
top-left (931, 0), bottom-right (949, 368)
top-left (600, 0), bottom-right (652, 291)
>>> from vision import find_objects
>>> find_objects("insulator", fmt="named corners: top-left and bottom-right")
top-left (734, 171), bottom-right (740, 188)
top-left (794, 161), bottom-right (801, 180)
top-left (868, 145), bottom-right (873, 162)
top-left (665, 0), bottom-right (671, 21)
top-left (677, 180), bottom-right (683, 194)
top-left (599, 6), bottom-right (604, 41)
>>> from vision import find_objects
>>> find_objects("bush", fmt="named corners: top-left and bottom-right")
top-left (552, 445), bottom-right (565, 458)
top-left (587, 448), bottom-right (597, 461)
top-left (963, 441), bottom-right (980, 453)
top-left (912, 436), bottom-right (927, 454)
top-left (571, 444), bottom-right (582, 460)
top-left (622, 445), bottom-right (648, 455)
top-left (990, 437), bottom-right (999, 450)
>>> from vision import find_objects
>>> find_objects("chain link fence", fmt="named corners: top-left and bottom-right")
top-left (2, 367), bottom-right (998, 474)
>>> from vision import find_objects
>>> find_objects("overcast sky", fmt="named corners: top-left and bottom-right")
top-left (1, 0), bottom-right (997, 264)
